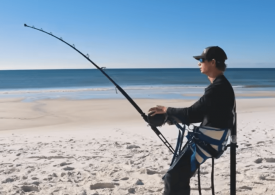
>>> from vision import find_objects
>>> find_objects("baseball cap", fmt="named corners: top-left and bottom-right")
top-left (193, 46), bottom-right (227, 61)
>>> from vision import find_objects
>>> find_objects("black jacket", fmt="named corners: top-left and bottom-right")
top-left (167, 75), bottom-right (235, 129)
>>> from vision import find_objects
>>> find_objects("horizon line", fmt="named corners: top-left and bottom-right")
top-left (1, 67), bottom-right (275, 71)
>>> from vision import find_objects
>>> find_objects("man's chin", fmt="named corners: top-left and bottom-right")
top-left (200, 71), bottom-right (207, 75)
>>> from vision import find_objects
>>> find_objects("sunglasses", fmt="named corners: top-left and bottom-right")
top-left (199, 58), bottom-right (205, 63)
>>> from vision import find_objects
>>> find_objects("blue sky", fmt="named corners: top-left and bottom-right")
top-left (1, 0), bottom-right (275, 69)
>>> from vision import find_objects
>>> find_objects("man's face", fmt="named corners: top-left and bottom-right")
top-left (198, 59), bottom-right (214, 75)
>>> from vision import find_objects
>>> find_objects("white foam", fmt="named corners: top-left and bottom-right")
top-left (0, 85), bottom-right (208, 95)
top-left (0, 85), bottom-right (246, 96)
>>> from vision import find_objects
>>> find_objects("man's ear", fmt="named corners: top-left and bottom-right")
top-left (211, 59), bottom-right (216, 67)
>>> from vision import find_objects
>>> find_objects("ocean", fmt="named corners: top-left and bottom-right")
top-left (0, 68), bottom-right (275, 101)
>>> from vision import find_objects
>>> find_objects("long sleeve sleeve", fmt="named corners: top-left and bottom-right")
top-left (166, 87), bottom-right (214, 125)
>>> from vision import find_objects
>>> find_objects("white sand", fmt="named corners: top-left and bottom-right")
top-left (0, 98), bottom-right (275, 195)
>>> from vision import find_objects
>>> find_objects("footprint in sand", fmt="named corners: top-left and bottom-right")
top-left (120, 177), bottom-right (129, 180)
top-left (199, 171), bottom-right (209, 175)
top-left (238, 186), bottom-right (252, 191)
top-left (126, 145), bottom-right (140, 149)
top-left (135, 179), bottom-right (144, 185)
top-left (32, 181), bottom-right (40, 186)
top-left (259, 174), bottom-right (269, 181)
top-left (63, 166), bottom-right (75, 171)
top-left (253, 181), bottom-right (263, 185)
top-left (140, 168), bottom-right (162, 175)
top-left (265, 158), bottom-right (275, 163)
top-left (254, 158), bottom-right (275, 164)
top-left (21, 175), bottom-right (28, 180)
top-left (60, 162), bottom-right (72, 166)
top-left (21, 185), bottom-right (39, 192)
top-left (128, 188), bottom-right (135, 194)
top-left (2, 176), bottom-right (18, 183)
top-left (90, 183), bottom-right (116, 190)
top-left (254, 158), bottom-right (263, 164)
top-left (257, 141), bottom-right (265, 144)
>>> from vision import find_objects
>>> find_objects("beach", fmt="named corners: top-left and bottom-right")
top-left (1, 98), bottom-right (275, 195)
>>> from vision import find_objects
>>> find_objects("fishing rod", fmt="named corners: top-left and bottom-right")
top-left (24, 24), bottom-right (175, 154)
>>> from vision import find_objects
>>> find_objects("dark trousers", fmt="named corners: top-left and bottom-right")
top-left (163, 148), bottom-right (196, 195)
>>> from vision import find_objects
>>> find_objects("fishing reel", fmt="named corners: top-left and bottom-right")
top-left (147, 113), bottom-right (167, 127)
top-left (147, 113), bottom-right (178, 127)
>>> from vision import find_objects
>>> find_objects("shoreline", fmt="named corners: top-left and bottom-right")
top-left (1, 88), bottom-right (275, 102)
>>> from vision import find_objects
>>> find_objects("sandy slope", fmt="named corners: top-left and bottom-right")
top-left (0, 98), bottom-right (275, 195)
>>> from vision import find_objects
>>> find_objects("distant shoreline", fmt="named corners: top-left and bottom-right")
top-left (1, 67), bottom-right (275, 71)
top-left (1, 89), bottom-right (275, 102)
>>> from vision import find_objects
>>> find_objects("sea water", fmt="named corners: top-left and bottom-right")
top-left (0, 68), bottom-right (275, 101)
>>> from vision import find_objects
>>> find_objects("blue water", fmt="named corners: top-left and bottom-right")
top-left (0, 68), bottom-right (275, 101)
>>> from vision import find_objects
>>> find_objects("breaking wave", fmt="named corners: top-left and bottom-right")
top-left (0, 85), bottom-right (247, 95)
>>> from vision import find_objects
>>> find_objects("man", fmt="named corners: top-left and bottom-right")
top-left (149, 46), bottom-right (235, 195)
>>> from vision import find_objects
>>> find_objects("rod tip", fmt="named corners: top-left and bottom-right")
top-left (24, 24), bottom-right (27, 27)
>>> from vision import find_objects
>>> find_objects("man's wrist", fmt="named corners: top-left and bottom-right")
top-left (166, 107), bottom-right (174, 116)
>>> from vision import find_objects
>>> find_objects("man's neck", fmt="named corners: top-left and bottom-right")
top-left (207, 72), bottom-right (223, 83)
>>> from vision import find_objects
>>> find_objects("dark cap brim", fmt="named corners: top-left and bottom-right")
top-left (193, 55), bottom-right (204, 60)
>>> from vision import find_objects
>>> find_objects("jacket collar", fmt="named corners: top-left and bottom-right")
top-left (213, 74), bottom-right (225, 83)
top-left (205, 74), bottom-right (225, 91)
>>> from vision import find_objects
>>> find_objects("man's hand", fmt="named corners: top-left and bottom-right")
top-left (148, 105), bottom-right (167, 116)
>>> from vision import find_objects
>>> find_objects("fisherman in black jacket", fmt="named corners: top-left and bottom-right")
top-left (149, 46), bottom-right (235, 195)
